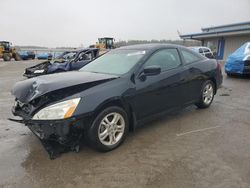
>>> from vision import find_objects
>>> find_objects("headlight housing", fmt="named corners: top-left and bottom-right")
top-left (32, 98), bottom-right (81, 120)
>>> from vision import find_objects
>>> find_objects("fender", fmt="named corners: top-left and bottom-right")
top-left (92, 96), bottom-right (137, 131)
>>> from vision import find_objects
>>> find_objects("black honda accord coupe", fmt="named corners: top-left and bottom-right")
top-left (10, 44), bottom-right (222, 157)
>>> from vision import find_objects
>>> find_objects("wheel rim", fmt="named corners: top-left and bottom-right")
top-left (203, 83), bottom-right (214, 105)
top-left (98, 112), bottom-right (125, 146)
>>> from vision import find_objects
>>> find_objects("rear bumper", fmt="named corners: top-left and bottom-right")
top-left (226, 67), bottom-right (250, 75)
top-left (225, 61), bottom-right (250, 75)
top-left (217, 73), bottom-right (223, 88)
top-left (243, 66), bottom-right (250, 74)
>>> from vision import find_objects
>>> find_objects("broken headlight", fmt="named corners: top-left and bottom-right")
top-left (32, 98), bottom-right (81, 120)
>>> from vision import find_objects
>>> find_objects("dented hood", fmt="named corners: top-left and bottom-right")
top-left (12, 71), bottom-right (118, 103)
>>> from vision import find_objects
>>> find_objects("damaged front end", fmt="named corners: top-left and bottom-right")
top-left (10, 71), bottom-right (118, 159)
top-left (10, 71), bottom-right (117, 159)
top-left (10, 97), bottom-right (85, 159)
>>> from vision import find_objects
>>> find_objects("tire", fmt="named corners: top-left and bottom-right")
top-left (3, 53), bottom-right (11, 61)
top-left (86, 106), bottom-right (129, 152)
top-left (195, 80), bottom-right (215, 109)
top-left (14, 53), bottom-right (22, 61)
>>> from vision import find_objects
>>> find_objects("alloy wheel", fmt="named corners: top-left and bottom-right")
top-left (203, 83), bottom-right (214, 105)
top-left (98, 112), bottom-right (125, 146)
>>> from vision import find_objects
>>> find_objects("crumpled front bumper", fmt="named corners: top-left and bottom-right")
top-left (9, 117), bottom-right (79, 142)
top-left (9, 117), bottom-right (84, 159)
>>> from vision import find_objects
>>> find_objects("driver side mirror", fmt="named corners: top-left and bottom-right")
top-left (144, 65), bottom-right (161, 76)
top-left (139, 65), bottom-right (161, 81)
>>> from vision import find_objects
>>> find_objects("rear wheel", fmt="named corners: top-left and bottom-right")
top-left (3, 53), bottom-right (11, 61)
top-left (196, 80), bottom-right (215, 109)
top-left (14, 53), bottom-right (22, 61)
top-left (86, 106), bottom-right (129, 152)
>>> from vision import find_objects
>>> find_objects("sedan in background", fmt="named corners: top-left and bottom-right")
top-left (18, 51), bottom-right (36, 60)
top-left (189, 46), bottom-right (215, 59)
top-left (37, 52), bottom-right (53, 60)
top-left (10, 44), bottom-right (222, 159)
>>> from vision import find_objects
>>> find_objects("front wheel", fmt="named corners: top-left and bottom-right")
top-left (14, 53), bottom-right (22, 61)
top-left (86, 106), bottom-right (129, 152)
top-left (3, 53), bottom-right (11, 61)
top-left (196, 80), bottom-right (215, 109)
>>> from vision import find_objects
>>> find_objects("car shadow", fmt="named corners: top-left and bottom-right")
top-left (226, 74), bottom-right (250, 79)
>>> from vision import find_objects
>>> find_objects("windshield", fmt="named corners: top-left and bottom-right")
top-left (59, 52), bottom-right (77, 60)
top-left (80, 49), bottom-right (146, 75)
top-left (245, 43), bottom-right (250, 55)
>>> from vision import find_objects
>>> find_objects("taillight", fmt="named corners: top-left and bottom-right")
top-left (217, 62), bottom-right (222, 72)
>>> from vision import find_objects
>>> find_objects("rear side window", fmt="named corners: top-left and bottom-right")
top-left (180, 49), bottom-right (202, 64)
top-left (202, 48), bottom-right (210, 53)
top-left (144, 49), bottom-right (181, 71)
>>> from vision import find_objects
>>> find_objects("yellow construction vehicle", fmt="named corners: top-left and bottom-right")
top-left (0, 41), bottom-right (21, 61)
top-left (90, 37), bottom-right (115, 50)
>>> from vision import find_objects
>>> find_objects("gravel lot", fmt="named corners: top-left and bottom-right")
top-left (0, 60), bottom-right (250, 188)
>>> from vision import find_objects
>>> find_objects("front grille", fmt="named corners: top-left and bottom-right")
top-left (22, 104), bottom-right (32, 114)
top-left (14, 100), bottom-right (33, 117)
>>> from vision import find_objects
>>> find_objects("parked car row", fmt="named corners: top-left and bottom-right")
top-left (17, 51), bottom-right (62, 61)
top-left (37, 52), bottom-right (53, 60)
top-left (10, 44), bottom-right (223, 159)
top-left (18, 51), bottom-right (36, 60)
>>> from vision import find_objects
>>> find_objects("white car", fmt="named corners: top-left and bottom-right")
top-left (189, 46), bottom-right (215, 59)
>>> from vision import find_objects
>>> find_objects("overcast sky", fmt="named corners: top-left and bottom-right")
top-left (1, 0), bottom-right (250, 47)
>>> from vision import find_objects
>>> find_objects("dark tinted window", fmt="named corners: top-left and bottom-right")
top-left (144, 49), bottom-right (181, 71)
top-left (180, 49), bottom-right (202, 64)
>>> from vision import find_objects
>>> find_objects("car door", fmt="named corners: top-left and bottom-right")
top-left (131, 48), bottom-right (185, 120)
top-left (179, 48), bottom-right (204, 104)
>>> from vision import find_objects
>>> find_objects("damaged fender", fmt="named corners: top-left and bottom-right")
top-left (12, 71), bottom-right (118, 103)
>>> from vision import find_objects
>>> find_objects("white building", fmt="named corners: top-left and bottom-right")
top-left (180, 21), bottom-right (250, 60)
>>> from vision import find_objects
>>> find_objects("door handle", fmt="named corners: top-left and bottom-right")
top-left (180, 78), bottom-right (186, 82)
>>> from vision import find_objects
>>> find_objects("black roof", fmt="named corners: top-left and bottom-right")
top-left (63, 48), bottom-right (99, 54)
top-left (99, 37), bottom-right (114, 39)
top-left (80, 47), bottom-right (99, 51)
top-left (118, 43), bottom-right (182, 51)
